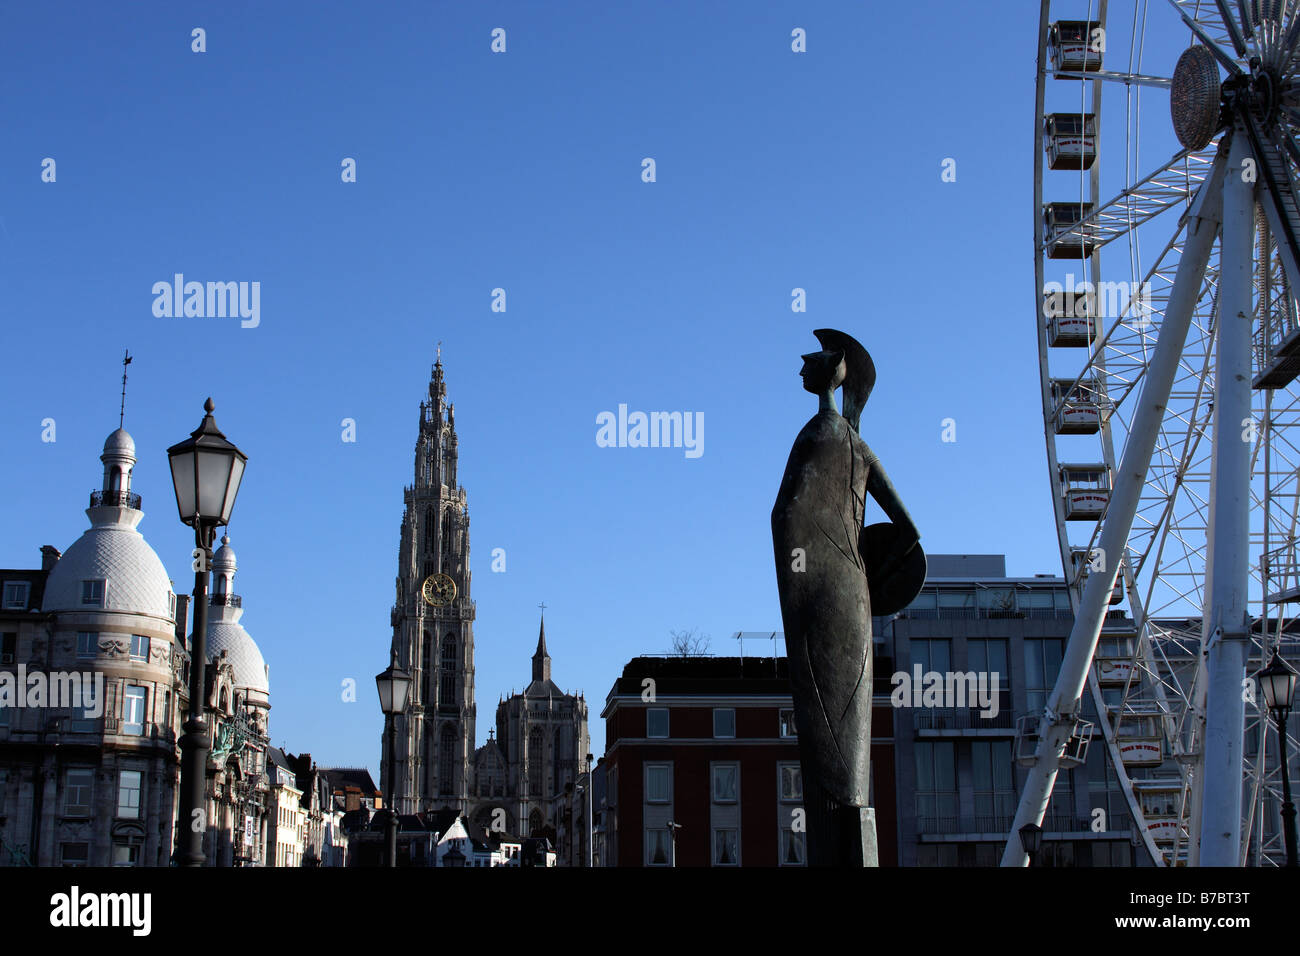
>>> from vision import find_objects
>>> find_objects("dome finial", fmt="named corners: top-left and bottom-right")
top-left (204, 397), bottom-right (215, 414)
top-left (118, 349), bottom-right (132, 429)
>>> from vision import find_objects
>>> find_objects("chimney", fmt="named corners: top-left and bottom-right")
top-left (39, 545), bottom-right (60, 571)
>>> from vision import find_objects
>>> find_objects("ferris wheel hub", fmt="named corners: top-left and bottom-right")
top-left (1171, 45), bottom-right (1223, 150)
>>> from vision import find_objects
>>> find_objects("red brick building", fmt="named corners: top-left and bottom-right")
top-left (600, 656), bottom-right (896, 866)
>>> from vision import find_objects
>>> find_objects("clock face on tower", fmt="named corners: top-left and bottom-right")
top-left (421, 573), bottom-right (457, 607)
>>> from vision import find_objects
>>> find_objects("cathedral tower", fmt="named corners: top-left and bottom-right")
top-left (381, 354), bottom-right (476, 815)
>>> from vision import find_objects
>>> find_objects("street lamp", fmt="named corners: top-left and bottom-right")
top-left (1257, 649), bottom-right (1299, 867)
top-left (375, 652), bottom-right (411, 868)
top-left (574, 768), bottom-right (594, 867)
top-left (167, 398), bottom-right (247, 867)
top-left (667, 820), bottom-right (682, 868)
top-left (1018, 822), bottom-right (1042, 868)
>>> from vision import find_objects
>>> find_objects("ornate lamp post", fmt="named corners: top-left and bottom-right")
top-left (375, 653), bottom-right (411, 868)
top-left (167, 398), bottom-right (247, 867)
top-left (1018, 822), bottom-right (1042, 868)
top-left (1257, 650), bottom-right (1299, 867)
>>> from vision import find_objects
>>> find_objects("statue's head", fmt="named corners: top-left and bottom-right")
top-left (800, 349), bottom-right (847, 396)
top-left (812, 328), bottom-right (875, 433)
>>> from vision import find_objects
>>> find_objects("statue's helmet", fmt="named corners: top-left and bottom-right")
top-left (813, 328), bottom-right (874, 433)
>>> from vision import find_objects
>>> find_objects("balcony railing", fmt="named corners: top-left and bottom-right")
top-left (210, 593), bottom-right (242, 608)
top-left (90, 489), bottom-right (141, 509)
top-left (913, 706), bottom-right (1015, 731)
top-left (915, 812), bottom-right (1092, 835)
top-left (898, 608), bottom-right (1073, 621)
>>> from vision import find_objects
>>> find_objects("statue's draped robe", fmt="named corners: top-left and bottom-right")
top-left (771, 407), bottom-right (875, 807)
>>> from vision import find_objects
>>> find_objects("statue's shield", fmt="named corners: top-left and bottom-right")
top-left (860, 522), bottom-right (926, 616)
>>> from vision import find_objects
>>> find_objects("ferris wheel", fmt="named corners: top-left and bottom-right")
top-left (1012, 0), bottom-right (1300, 867)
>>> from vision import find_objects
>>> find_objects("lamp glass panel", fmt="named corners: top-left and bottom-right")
top-left (169, 452), bottom-right (196, 519)
top-left (221, 456), bottom-right (246, 523)
top-left (195, 449), bottom-right (231, 520)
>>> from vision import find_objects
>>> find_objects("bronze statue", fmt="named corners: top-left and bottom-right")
top-left (771, 328), bottom-right (924, 866)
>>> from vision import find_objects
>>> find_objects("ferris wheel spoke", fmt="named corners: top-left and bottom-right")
top-left (1166, 0), bottom-right (1248, 73)
top-left (1217, 0), bottom-right (1251, 56)
top-left (1051, 68), bottom-right (1173, 87)
top-left (1048, 148), bottom-right (1215, 257)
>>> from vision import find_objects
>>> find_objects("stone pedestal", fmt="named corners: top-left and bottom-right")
top-left (803, 773), bottom-right (879, 866)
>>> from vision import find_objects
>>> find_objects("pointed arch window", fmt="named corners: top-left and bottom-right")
top-left (529, 727), bottom-right (544, 797)
top-left (440, 634), bottom-right (457, 704)
top-left (529, 808), bottom-right (543, 837)
top-left (424, 508), bottom-right (435, 554)
top-left (551, 727), bottom-right (564, 794)
top-left (439, 724), bottom-right (457, 796)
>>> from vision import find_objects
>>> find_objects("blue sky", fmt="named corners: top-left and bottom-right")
top-left (0, 1), bottom-right (1194, 774)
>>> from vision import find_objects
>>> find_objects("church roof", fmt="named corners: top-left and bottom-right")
top-left (523, 678), bottom-right (565, 699)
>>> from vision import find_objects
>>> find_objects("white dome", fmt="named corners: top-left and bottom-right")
top-left (42, 524), bottom-right (175, 621)
top-left (102, 428), bottom-right (136, 459)
top-left (212, 534), bottom-right (237, 572)
top-left (208, 620), bottom-right (269, 696)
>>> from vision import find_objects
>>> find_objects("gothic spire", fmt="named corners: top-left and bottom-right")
top-left (532, 611), bottom-right (551, 682)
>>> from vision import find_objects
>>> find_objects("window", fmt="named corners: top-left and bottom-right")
top-left (779, 827), bottom-right (806, 866)
top-left (712, 828), bottom-right (739, 866)
top-left (1, 632), bottom-right (15, 665)
top-left (123, 685), bottom-right (148, 735)
top-left (440, 635), bottom-right (457, 704)
top-left (778, 763), bottom-right (802, 802)
top-left (911, 638), bottom-right (951, 673)
top-left (112, 843), bottom-right (140, 867)
top-left (76, 632), bottom-right (97, 659)
top-left (713, 708), bottom-right (736, 738)
top-left (914, 742), bottom-right (958, 831)
top-left (779, 708), bottom-right (797, 737)
top-left (1024, 639), bottom-right (1065, 716)
top-left (646, 763), bottom-right (671, 804)
top-left (971, 741), bottom-right (1015, 831)
top-left (118, 770), bottom-right (142, 819)
top-left (711, 763), bottom-right (738, 804)
top-left (64, 769), bottom-right (93, 816)
top-left (81, 579), bottom-right (105, 606)
top-left (646, 828), bottom-right (671, 866)
top-left (129, 635), bottom-right (149, 662)
top-left (968, 639), bottom-right (1012, 718)
top-left (646, 708), bottom-right (668, 738)
top-left (3, 582), bottom-right (29, 609)
top-left (69, 699), bottom-right (99, 733)
top-left (528, 727), bottom-right (544, 796)
top-left (61, 843), bottom-right (89, 867)
top-left (936, 589), bottom-right (974, 611)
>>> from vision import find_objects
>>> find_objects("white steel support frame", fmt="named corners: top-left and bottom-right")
top-left (1196, 127), bottom-right (1256, 867)
top-left (1003, 146), bottom-right (1229, 867)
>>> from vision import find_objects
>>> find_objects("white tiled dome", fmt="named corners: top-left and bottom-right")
top-left (42, 523), bottom-right (175, 622)
top-left (208, 620), bottom-right (269, 696)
